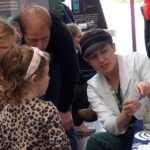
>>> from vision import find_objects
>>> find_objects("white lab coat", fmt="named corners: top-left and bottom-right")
top-left (87, 52), bottom-right (150, 135)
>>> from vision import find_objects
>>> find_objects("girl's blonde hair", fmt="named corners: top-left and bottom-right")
top-left (67, 23), bottom-right (81, 38)
top-left (0, 44), bottom-right (50, 106)
top-left (0, 18), bottom-right (16, 41)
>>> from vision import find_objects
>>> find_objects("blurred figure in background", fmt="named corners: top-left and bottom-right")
top-left (0, 18), bottom-right (18, 110)
top-left (0, 18), bottom-right (17, 51)
top-left (67, 23), bottom-right (96, 136)
top-left (49, 0), bottom-right (75, 23)
top-left (142, 0), bottom-right (150, 58)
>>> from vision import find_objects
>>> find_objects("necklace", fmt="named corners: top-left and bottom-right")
top-left (109, 83), bottom-right (123, 112)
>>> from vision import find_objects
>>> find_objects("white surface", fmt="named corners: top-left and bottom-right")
top-left (138, 144), bottom-right (150, 150)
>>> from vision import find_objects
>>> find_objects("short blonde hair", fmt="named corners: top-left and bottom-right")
top-left (0, 18), bottom-right (16, 40)
top-left (67, 23), bottom-right (81, 38)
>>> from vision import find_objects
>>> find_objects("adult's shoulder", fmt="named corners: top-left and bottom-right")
top-left (49, 12), bottom-right (73, 45)
top-left (47, 12), bottom-right (74, 54)
top-left (34, 97), bottom-right (58, 113)
top-left (117, 52), bottom-right (150, 75)
top-left (50, 12), bottom-right (68, 32)
top-left (87, 73), bottom-right (99, 86)
top-left (117, 52), bottom-right (149, 64)
top-left (117, 52), bottom-right (147, 58)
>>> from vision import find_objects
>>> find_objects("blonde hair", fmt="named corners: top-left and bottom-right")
top-left (0, 18), bottom-right (16, 42)
top-left (0, 44), bottom-right (50, 105)
top-left (67, 23), bottom-right (82, 38)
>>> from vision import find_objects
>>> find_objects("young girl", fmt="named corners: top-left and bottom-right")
top-left (0, 18), bottom-right (17, 50)
top-left (0, 44), bottom-right (71, 150)
top-left (0, 19), bottom-right (18, 110)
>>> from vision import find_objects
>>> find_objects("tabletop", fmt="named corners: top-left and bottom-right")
top-left (132, 120), bottom-right (150, 150)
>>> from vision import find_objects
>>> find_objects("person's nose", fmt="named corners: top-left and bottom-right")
top-left (97, 54), bottom-right (104, 63)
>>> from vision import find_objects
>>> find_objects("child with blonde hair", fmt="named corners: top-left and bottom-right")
top-left (0, 18), bottom-right (17, 50)
top-left (0, 44), bottom-right (71, 150)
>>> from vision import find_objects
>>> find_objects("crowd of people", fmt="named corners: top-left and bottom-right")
top-left (0, 1), bottom-right (150, 150)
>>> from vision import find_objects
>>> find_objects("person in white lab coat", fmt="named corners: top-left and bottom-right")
top-left (79, 28), bottom-right (150, 150)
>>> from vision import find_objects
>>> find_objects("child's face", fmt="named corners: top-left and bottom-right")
top-left (74, 31), bottom-right (82, 49)
top-left (37, 64), bottom-right (50, 97)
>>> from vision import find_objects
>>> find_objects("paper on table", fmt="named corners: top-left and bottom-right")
top-left (138, 144), bottom-right (150, 150)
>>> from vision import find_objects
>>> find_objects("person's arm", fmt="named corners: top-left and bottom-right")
top-left (116, 53), bottom-right (150, 132)
top-left (135, 81), bottom-right (150, 98)
top-left (116, 100), bottom-right (141, 132)
top-left (87, 77), bottom-right (121, 135)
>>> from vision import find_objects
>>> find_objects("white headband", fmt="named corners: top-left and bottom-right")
top-left (24, 47), bottom-right (49, 80)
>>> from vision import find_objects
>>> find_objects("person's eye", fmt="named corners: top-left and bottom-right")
top-left (88, 55), bottom-right (97, 60)
top-left (101, 49), bottom-right (107, 54)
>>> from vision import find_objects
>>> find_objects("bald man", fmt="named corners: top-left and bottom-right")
top-left (13, 5), bottom-right (78, 150)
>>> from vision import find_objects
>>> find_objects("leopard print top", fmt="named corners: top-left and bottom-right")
top-left (0, 97), bottom-right (71, 150)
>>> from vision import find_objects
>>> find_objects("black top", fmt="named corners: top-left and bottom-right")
top-left (45, 13), bottom-right (78, 112)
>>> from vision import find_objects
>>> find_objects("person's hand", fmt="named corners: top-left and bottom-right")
top-left (135, 81), bottom-right (150, 99)
top-left (122, 100), bottom-right (141, 117)
top-left (59, 111), bottom-right (73, 131)
top-left (117, 100), bottom-right (141, 132)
